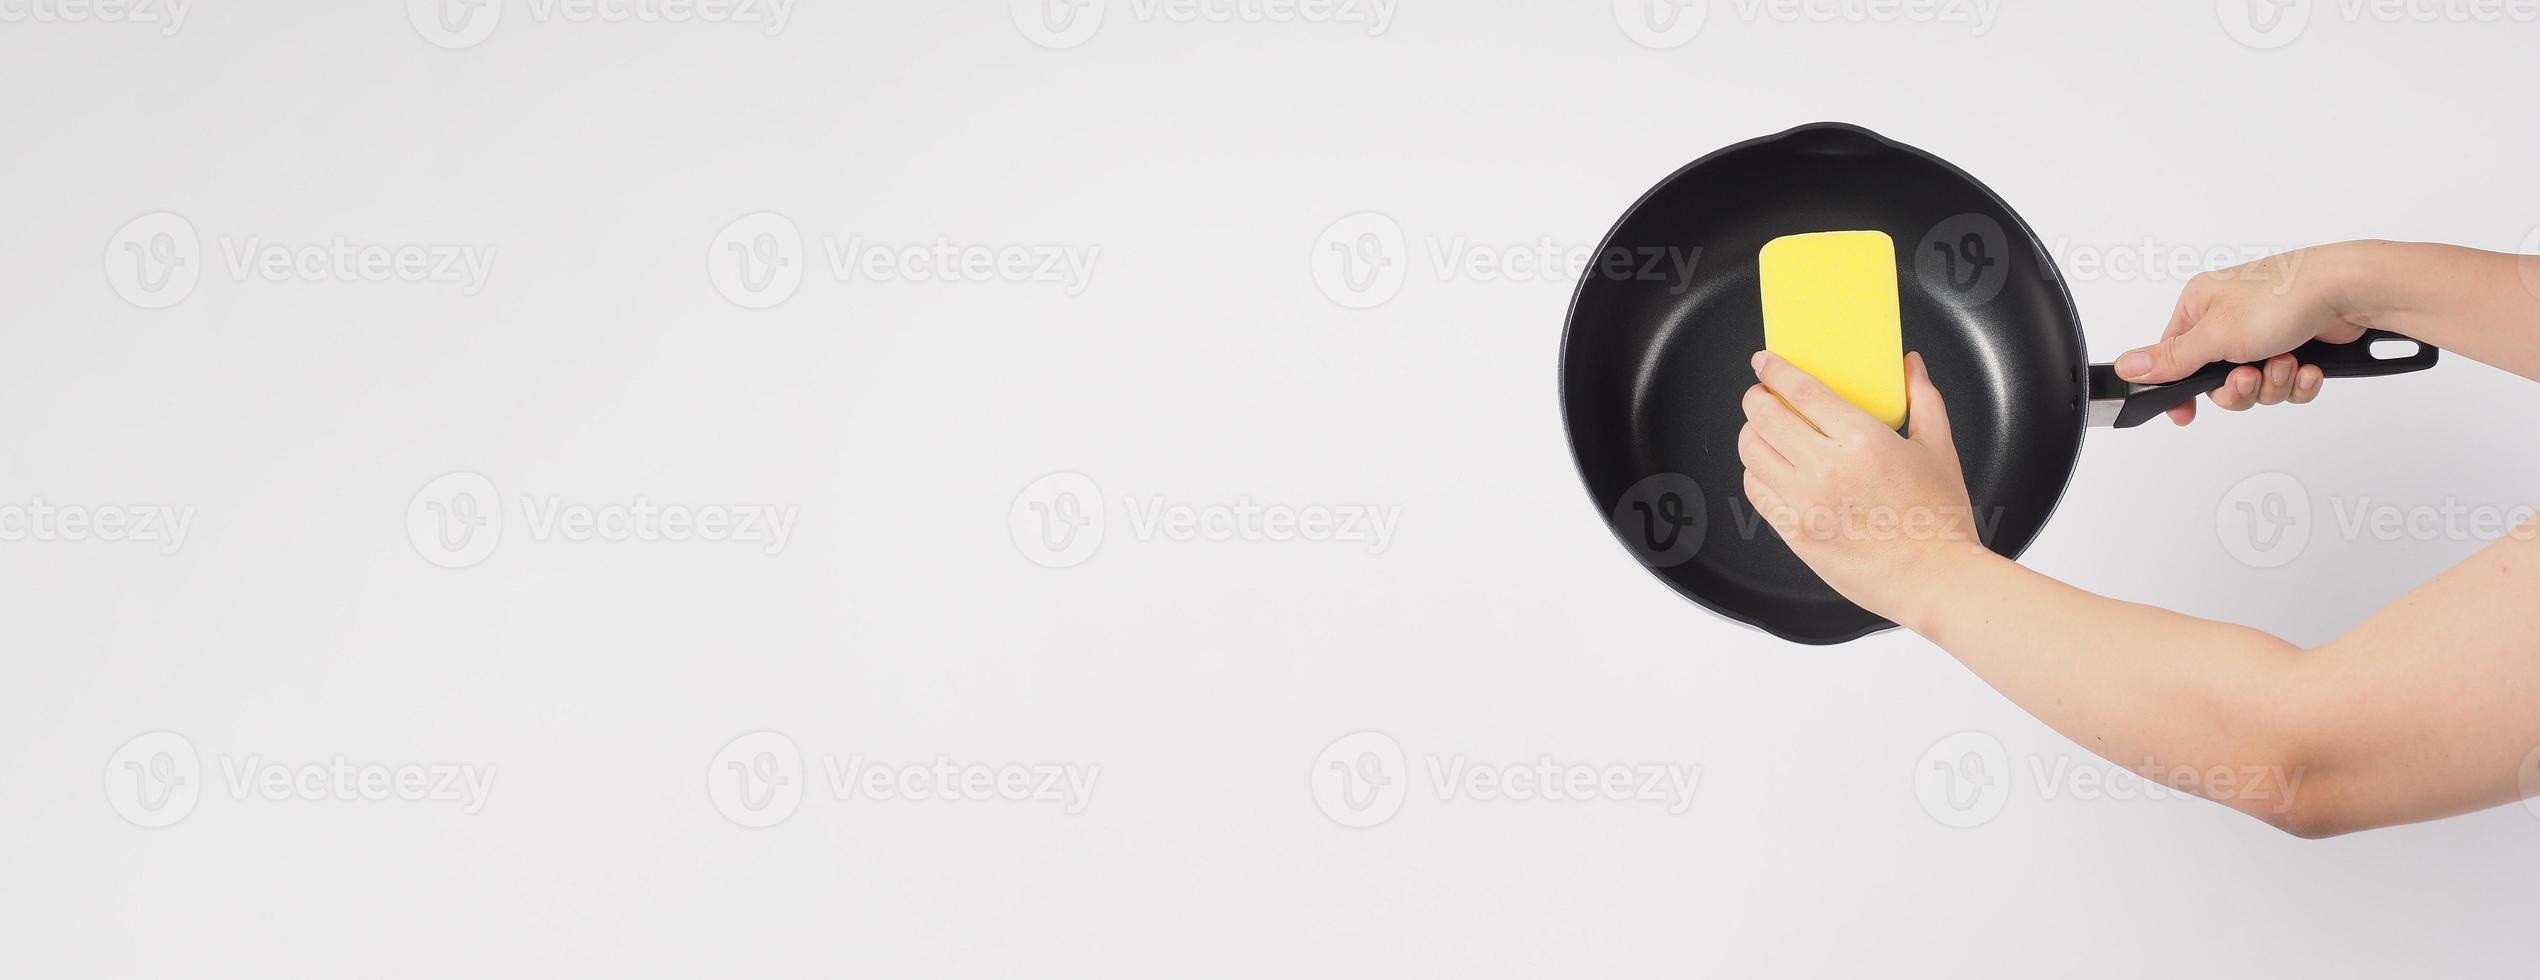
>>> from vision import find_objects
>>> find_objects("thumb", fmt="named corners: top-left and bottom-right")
top-left (2115, 323), bottom-right (2221, 383)
top-left (1905, 352), bottom-right (1954, 451)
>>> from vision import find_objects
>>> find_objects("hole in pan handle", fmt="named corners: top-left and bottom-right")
top-left (2085, 329), bottom-right (2442, 429)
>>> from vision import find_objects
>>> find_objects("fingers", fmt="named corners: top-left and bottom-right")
top-left (1741, 383), bottom-right (1821, 459)
top-left (2254, 354), bottom-right (2297, 406)
top-left (1902, 352), bottom-right (1955, 453)
top-left (2202, 361), bottom-right (2325, 414)
top-left (2209, 365), bottom-right (2263, 411)
top-left (2290, 363), bottom-right (2324, 404)
top-left (1736, 422), bottom-right (1793, 482)
top-left (2166, 400), bottom-right (2197, 426)
top-left (2115, 325), bottom-right (2223, 384)
top-left (1742, 470), bottom-right (1795, 537)
top-left (1751, 351), bottom-right (1881, 441)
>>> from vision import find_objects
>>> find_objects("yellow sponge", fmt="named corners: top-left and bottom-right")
top-left (1758, 230), bottom-right (1907, 430)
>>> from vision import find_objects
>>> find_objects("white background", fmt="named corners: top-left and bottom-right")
top-left (6, 1), bottom-right (2540, 976)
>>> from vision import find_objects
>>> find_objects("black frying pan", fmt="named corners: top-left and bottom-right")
top-left (1560, 122), bottom-right (2441, 645)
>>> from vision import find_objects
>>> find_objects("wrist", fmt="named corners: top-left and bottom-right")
top-left (2314, 239), bottom-right (2429, 330)
top-left (1884, 541), bottom-right (2004, 637)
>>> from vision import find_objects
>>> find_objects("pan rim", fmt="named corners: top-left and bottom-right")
top-left (1557, 120), bottom-right (2091, 646)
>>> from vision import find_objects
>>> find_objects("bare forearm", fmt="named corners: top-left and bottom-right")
top-left (1898, 526), bottom-right (2540, 837)
top-left (1899, 552), bottom-right (2318, 829)
top-left (2330, 240), bottom-right (2540, 381)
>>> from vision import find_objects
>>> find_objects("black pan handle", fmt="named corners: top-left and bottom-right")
top-left (2088, 329), bottom-right (2440, 429)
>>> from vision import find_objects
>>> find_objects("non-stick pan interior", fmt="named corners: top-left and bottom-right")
top-left (1561, 123), bottom-right (2087, 644)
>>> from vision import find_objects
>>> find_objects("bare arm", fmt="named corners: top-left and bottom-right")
top-left (1904, 528), bottom-right (2540, 837)
top-left (2329, 241), bottom-right (2540, 381)
top-left (1740, 241), bottom-right (2540, 837)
